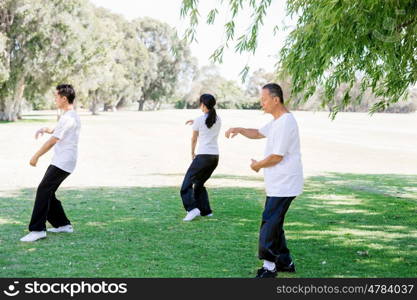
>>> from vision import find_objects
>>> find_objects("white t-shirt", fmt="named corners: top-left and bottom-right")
top-left (51, 110), bottom-right (81, 173)
top-left (258, 113), bottom-right (303, 197)
top-left (192, 113), bottom-right (221, 155)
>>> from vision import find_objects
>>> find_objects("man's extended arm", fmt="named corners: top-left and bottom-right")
top-left (35, 127), bottom-right (54, 139)
top-left (225, 128), bottom-right (265, 139)
top-left (30, 137), bottom-right (59, 166)
top-left (250, 155), bottom-right (283, 172)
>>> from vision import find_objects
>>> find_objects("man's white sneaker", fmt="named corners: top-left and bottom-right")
top-left (206, 213), bottom-right (213, 217)
top-left (20, 231), bottom-right (46, 242)
top-left (183, 208), bottom-right (201, 221)
top-left (47, 225), bottom-right (73, 233)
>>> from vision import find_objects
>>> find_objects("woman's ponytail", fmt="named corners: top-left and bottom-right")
top-left (200, 94), bottom-right (217, 129)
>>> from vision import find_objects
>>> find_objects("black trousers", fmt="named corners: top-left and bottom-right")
top-left (180, 154), bottom-right (219, 216)
top-left (28, 165), bottom-right (71, 231)
top-left (258, 196), bottom-right (295, 266)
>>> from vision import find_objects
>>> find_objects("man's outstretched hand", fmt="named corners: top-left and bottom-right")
top-left (225, 128), bottom-right (240, 139)
top-left (30, 155), bottom-right (38, 167)
top-left (250, 159), bottom-right (261, 173)
top-left (35, 128), bottom-right (46, 139)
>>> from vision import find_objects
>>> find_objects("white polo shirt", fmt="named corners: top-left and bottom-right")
top-left (259, 113), bottom-right (303, 197)
top-left (192, 114), bottom-right (221, 155)
top-left (51, 110), bottom-right (81, 173)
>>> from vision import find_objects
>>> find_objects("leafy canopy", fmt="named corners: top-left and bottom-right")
top-left (180, 0), bottom-right (417, 117)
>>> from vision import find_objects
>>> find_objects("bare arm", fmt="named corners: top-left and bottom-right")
top-left (250, 154), bottom-right (283, 172)
top-left (35, 127), bottom-right (54, 139)
top-left (191, 130), bottom-right (199, 160)
top-left (30, 137), bottom-right (59, 167)
top-left (225, 127), bottom-right (265, 139)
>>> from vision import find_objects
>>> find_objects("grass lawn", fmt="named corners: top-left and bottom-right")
top-left (0, 118), bottom-right (54, 124)
top-left (0, 173), bottom-right (416, 278)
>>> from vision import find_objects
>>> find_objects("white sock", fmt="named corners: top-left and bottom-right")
top-left (263, 260), bottom-right (276, 271)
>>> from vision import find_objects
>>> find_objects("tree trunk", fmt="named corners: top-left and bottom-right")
top-left (17, 101), bottom-right (24, 120)
top-left (90, 90), bottom-right (99, 115)
top-left (103, 103), bottom-right (117, 112)
top-left (116, 97), bottom-right (125, 109)
top-left (91, 98), bottom-right (99, 115)
top-left (1, 98), bottom-right (17, 121)
top-left (138, 99), bottom-right (145, 111)
top-left (0, 76), bottom-right (25, 121)
top-left (14, 78), bottom-right (25, 118)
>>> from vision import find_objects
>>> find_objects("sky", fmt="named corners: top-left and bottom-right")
top-left (89, 0), bottom-right (294, 82)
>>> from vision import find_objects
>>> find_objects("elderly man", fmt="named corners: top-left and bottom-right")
top-left (225, 83), bottom-right (303, 278)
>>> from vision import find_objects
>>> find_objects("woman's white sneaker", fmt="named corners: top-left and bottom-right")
top-left (183, 208), bottom-right (201, 221)
top-left (20, 231), bottom-right (46, 242)
top-left (47, 225), bottom-right (74, 233)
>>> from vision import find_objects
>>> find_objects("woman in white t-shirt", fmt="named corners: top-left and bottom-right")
top-left (180, 94), bottom-right (221, 222)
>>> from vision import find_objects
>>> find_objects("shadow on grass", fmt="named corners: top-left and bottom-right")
top-left (0, 173), bottom-right (415, 278)
top-left (21, 114), bottom-right (56, 117)
top-left (0, 119), bottom-right (55, 124)
top-left (0, 112), bottom-right (57, 124)
top-left (149, 173), bottom-right (264, 182)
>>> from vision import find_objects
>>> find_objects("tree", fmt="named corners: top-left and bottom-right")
top-left (113, 17), bottom-right (149, 110)
top-left (70, 7), bottom-right (149, 115)
top-left (0, 39), bottom-right (7, 84)
top-left (0, 1), bottom-right (10, 84)
top-left (180, 0), bottom-right (417, 117)
top-left (0, 33), bottom-right (8, 83)
top-left (245, 68), bottom-right (275, 98)
top-left (182, 65), bottom-right (249, 108)
top-left (132, 17), bottom-right (194, 111)
top-left (0, 0), bottom-right (110, 121)
top-left (1, 2), bottom-right (193, 118)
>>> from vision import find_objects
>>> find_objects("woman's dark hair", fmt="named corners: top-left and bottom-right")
top-left (56, 84), bottom-right (76, 104)
top-left (200, 94), bottom-right (217, 128)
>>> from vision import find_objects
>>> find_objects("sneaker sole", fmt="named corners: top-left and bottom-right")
top-left (20, 236), bottom-right (47, 242)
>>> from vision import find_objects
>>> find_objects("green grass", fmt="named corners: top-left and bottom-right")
top-left (0, 119), bottom-right (54, 124)
top-left (0, 173), bottom-right (416, 278)
top-left (0, 113), bottom-right (56, 124)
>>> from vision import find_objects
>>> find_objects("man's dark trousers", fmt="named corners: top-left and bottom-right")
top-left (258, 196), bottom-right (295, 266)
top-left (29, 165), bottom-right (71, 231)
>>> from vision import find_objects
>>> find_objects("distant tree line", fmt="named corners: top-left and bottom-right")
top-left (177, 66), bottom-right (417, 113)
top-left (0, 0), bottom-right (195, 121)
top-left (1, 0), bottom-right (415, 122)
